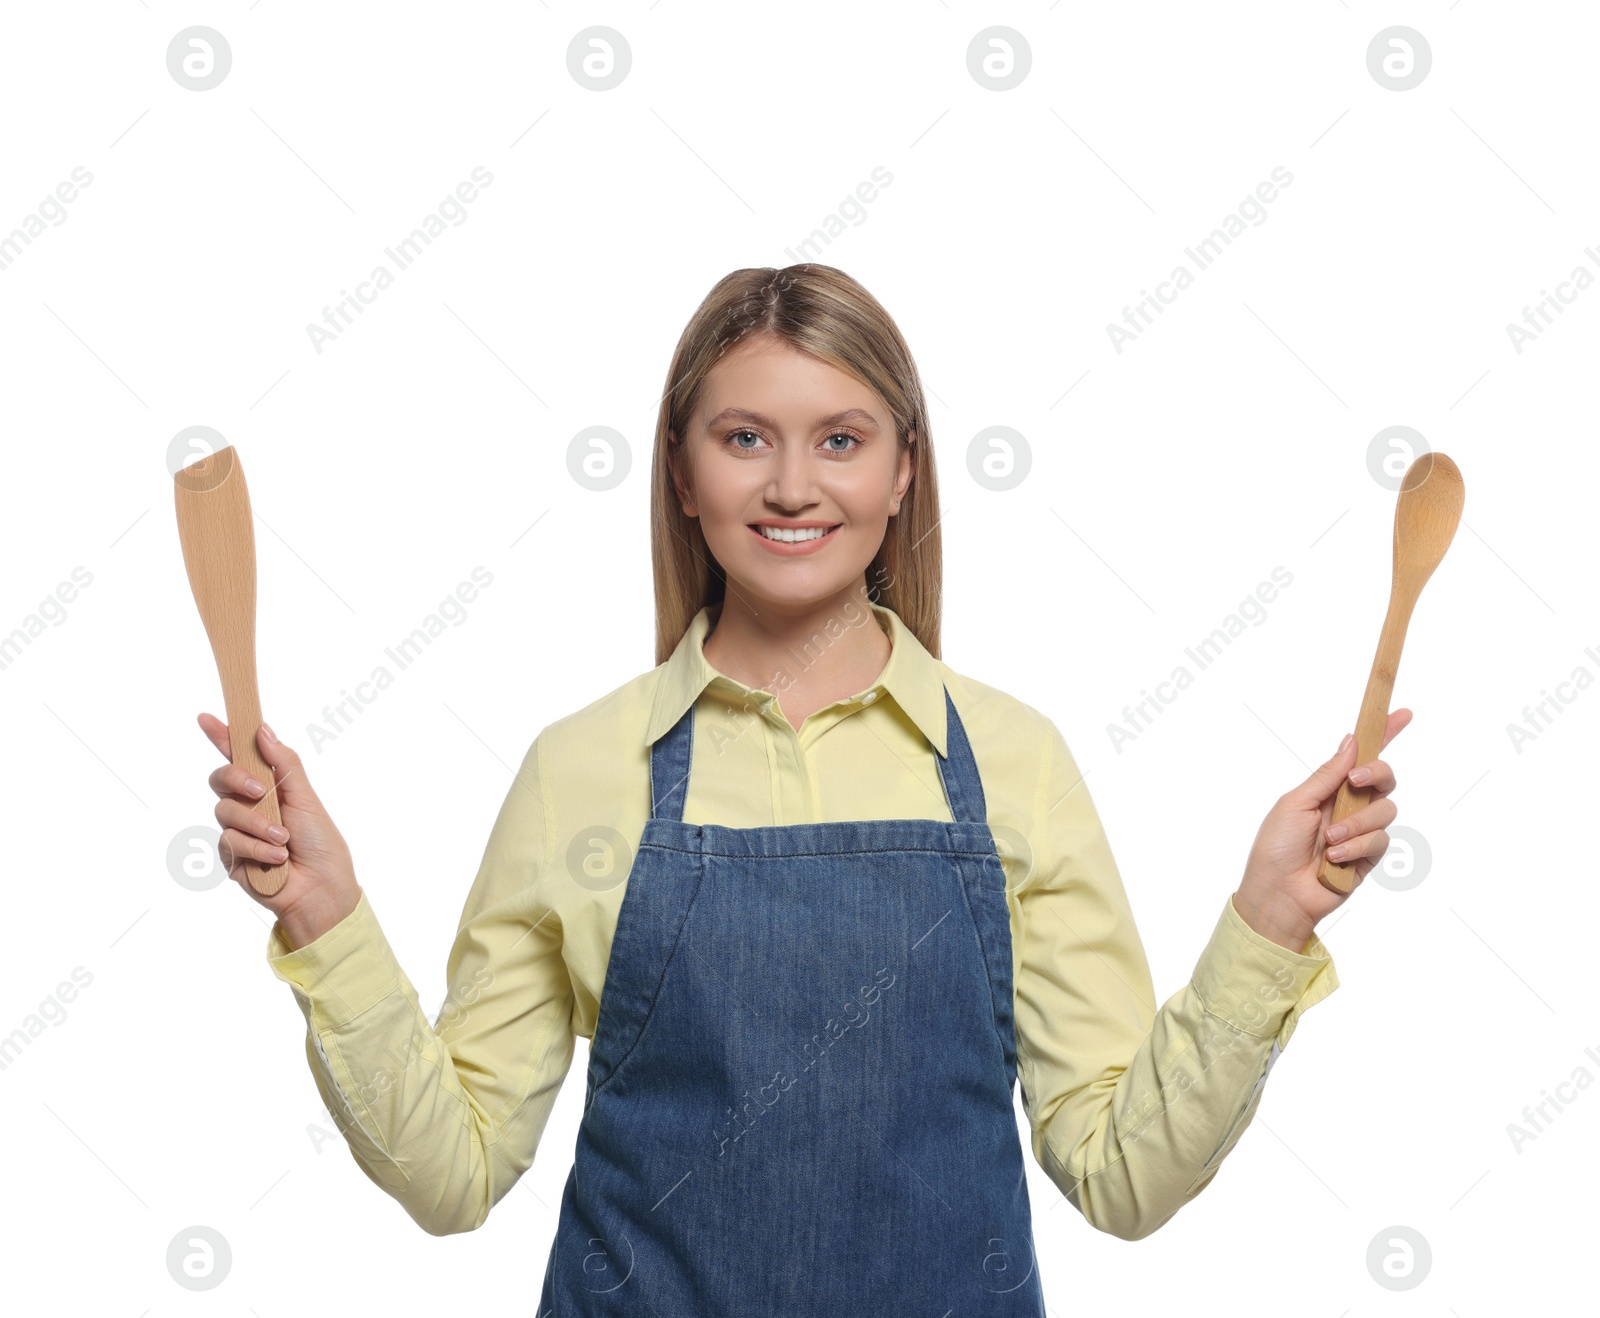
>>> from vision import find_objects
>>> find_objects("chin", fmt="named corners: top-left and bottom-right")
top-left (735, 570), bottom-right (868, 611)
top-left (737, 563), bottom-right (834, 590)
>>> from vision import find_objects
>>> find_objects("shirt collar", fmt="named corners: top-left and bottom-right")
top-left (645, 600), bottom-right (948, 757)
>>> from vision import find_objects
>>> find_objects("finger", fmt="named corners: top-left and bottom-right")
top-left (1285, 732), bottom-right (1360, 809)
top-left (256, 723), bottom-right (321, 811)
top-left (1326, 827), bottom-right (1391, 865)
top-left (1326, 797), bottom-right (1397, 847)
top-left (1348, 757), bottom-right (1397, 796)
top-left (209, 761), bottom-right (272, 802)
top-left (215, 797), bottom-right (291, 846)
top-left (1378, 708), bottom-right (1413, 752)
top-left (219, 826), bottom-right (289, 871)
top-left (197, 712), bottom-right (231, 760)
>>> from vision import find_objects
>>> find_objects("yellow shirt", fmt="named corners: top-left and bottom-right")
top-left (267, 600), bottom-right (1338, 1240)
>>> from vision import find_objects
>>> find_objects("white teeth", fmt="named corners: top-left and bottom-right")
top-left (757, 525), bottom-right (833, 542)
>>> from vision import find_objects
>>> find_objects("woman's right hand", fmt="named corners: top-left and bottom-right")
top-left (199, 713), bottom-right (362, 951)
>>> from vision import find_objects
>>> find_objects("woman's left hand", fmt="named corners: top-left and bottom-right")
top-left (1232, 709), bottom-right (1413, 952)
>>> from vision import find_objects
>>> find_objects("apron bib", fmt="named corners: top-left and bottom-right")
top-left (539, 685), bottom-right (1044, 1315)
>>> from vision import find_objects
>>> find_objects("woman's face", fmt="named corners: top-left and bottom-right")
top-left (669, 332), bottom-right (913, 614)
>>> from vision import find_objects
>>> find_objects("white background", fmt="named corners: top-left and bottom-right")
top-left (1, 2), bottom-right (1593, 1313)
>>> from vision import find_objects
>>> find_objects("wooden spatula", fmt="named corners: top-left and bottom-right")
top-left (174, 445), bottom-right (287, 896)
top-left (1319, 451), bottom-right (1464, 894)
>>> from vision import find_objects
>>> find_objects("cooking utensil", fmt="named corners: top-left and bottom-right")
top-left (1319, 450), bottom-right (1464, 894)
top-left (174, 444), bottom-right (287, 896)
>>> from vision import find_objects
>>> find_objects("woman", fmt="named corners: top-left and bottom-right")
top-left (200, 265), bottom-right (1406, 1314)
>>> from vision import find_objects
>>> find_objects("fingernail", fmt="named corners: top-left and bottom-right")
top-left (265, 845), bottom-right (288, 862)
top-left (1349, 766), bottom-right (1371, 785)
top-left (1327, 823), bottom-right (1348, 843)
top-left (1338, 732), bottom-right (1354, 754)
top-left (1327, 844), bottom-right (1347, 861)
top-left (266, 825), bottom-right (289, 843)
top-left (261, 722), bottom-right (277, 743)
top-left (245, 777), bottom-right (266, 797)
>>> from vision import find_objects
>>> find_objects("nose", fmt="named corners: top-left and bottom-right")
top-left (765, 442), bottom-right (820, 511)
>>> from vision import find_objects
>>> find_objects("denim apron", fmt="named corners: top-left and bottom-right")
top-left (538, 685), bottom-right (1044, 1315)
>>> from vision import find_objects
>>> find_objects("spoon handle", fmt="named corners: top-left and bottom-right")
top-left (1319, 592), bottom-right (1414, 894)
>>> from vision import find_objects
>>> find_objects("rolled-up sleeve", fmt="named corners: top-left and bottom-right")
top-left (266, 732), bottom-right (576, 1236)
top-left (1012, 720), bottom-right (1338, 1240)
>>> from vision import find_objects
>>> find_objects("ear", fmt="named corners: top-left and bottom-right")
top-left (891, 426), bottom-right (915, 512)
top-left (666, 430), bottom-right (698, 517)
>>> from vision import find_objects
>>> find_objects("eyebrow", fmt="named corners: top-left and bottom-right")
top-left (702, 406), bottom-right (882, 432)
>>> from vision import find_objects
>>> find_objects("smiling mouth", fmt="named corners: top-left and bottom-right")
top-left (750, 523), bottom-right (841, 543)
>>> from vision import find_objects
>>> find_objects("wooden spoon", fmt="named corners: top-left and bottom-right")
top-left (174, 445), bottom-right (287, 896)
top-left (1319, 451), bottom-right (1464, 894)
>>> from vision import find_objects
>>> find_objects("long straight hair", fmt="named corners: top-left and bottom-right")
top-left (650, 265), bottom-right (942, 666)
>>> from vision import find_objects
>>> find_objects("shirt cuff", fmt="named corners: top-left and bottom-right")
top-left (1190, 893), bottom-right (1340, 1051)
top-left (265, 889), bottom-right (402, 1032)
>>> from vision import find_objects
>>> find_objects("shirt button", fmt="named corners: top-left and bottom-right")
top-left (861, 690), bottom-right (878, 705)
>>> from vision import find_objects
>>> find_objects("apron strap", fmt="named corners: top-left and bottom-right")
top-left (648, 682), bottom-right (987, 825)
top-left (649, 695), bottom-right (697, 823)
top-left (933, 684), bottom-right (987, 825)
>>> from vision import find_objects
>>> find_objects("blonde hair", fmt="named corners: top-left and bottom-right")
top-left (650, 264), bottom-right (942, 665)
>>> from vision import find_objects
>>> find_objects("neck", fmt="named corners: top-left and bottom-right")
top-left (702, 580), bottom-right (891, 731)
